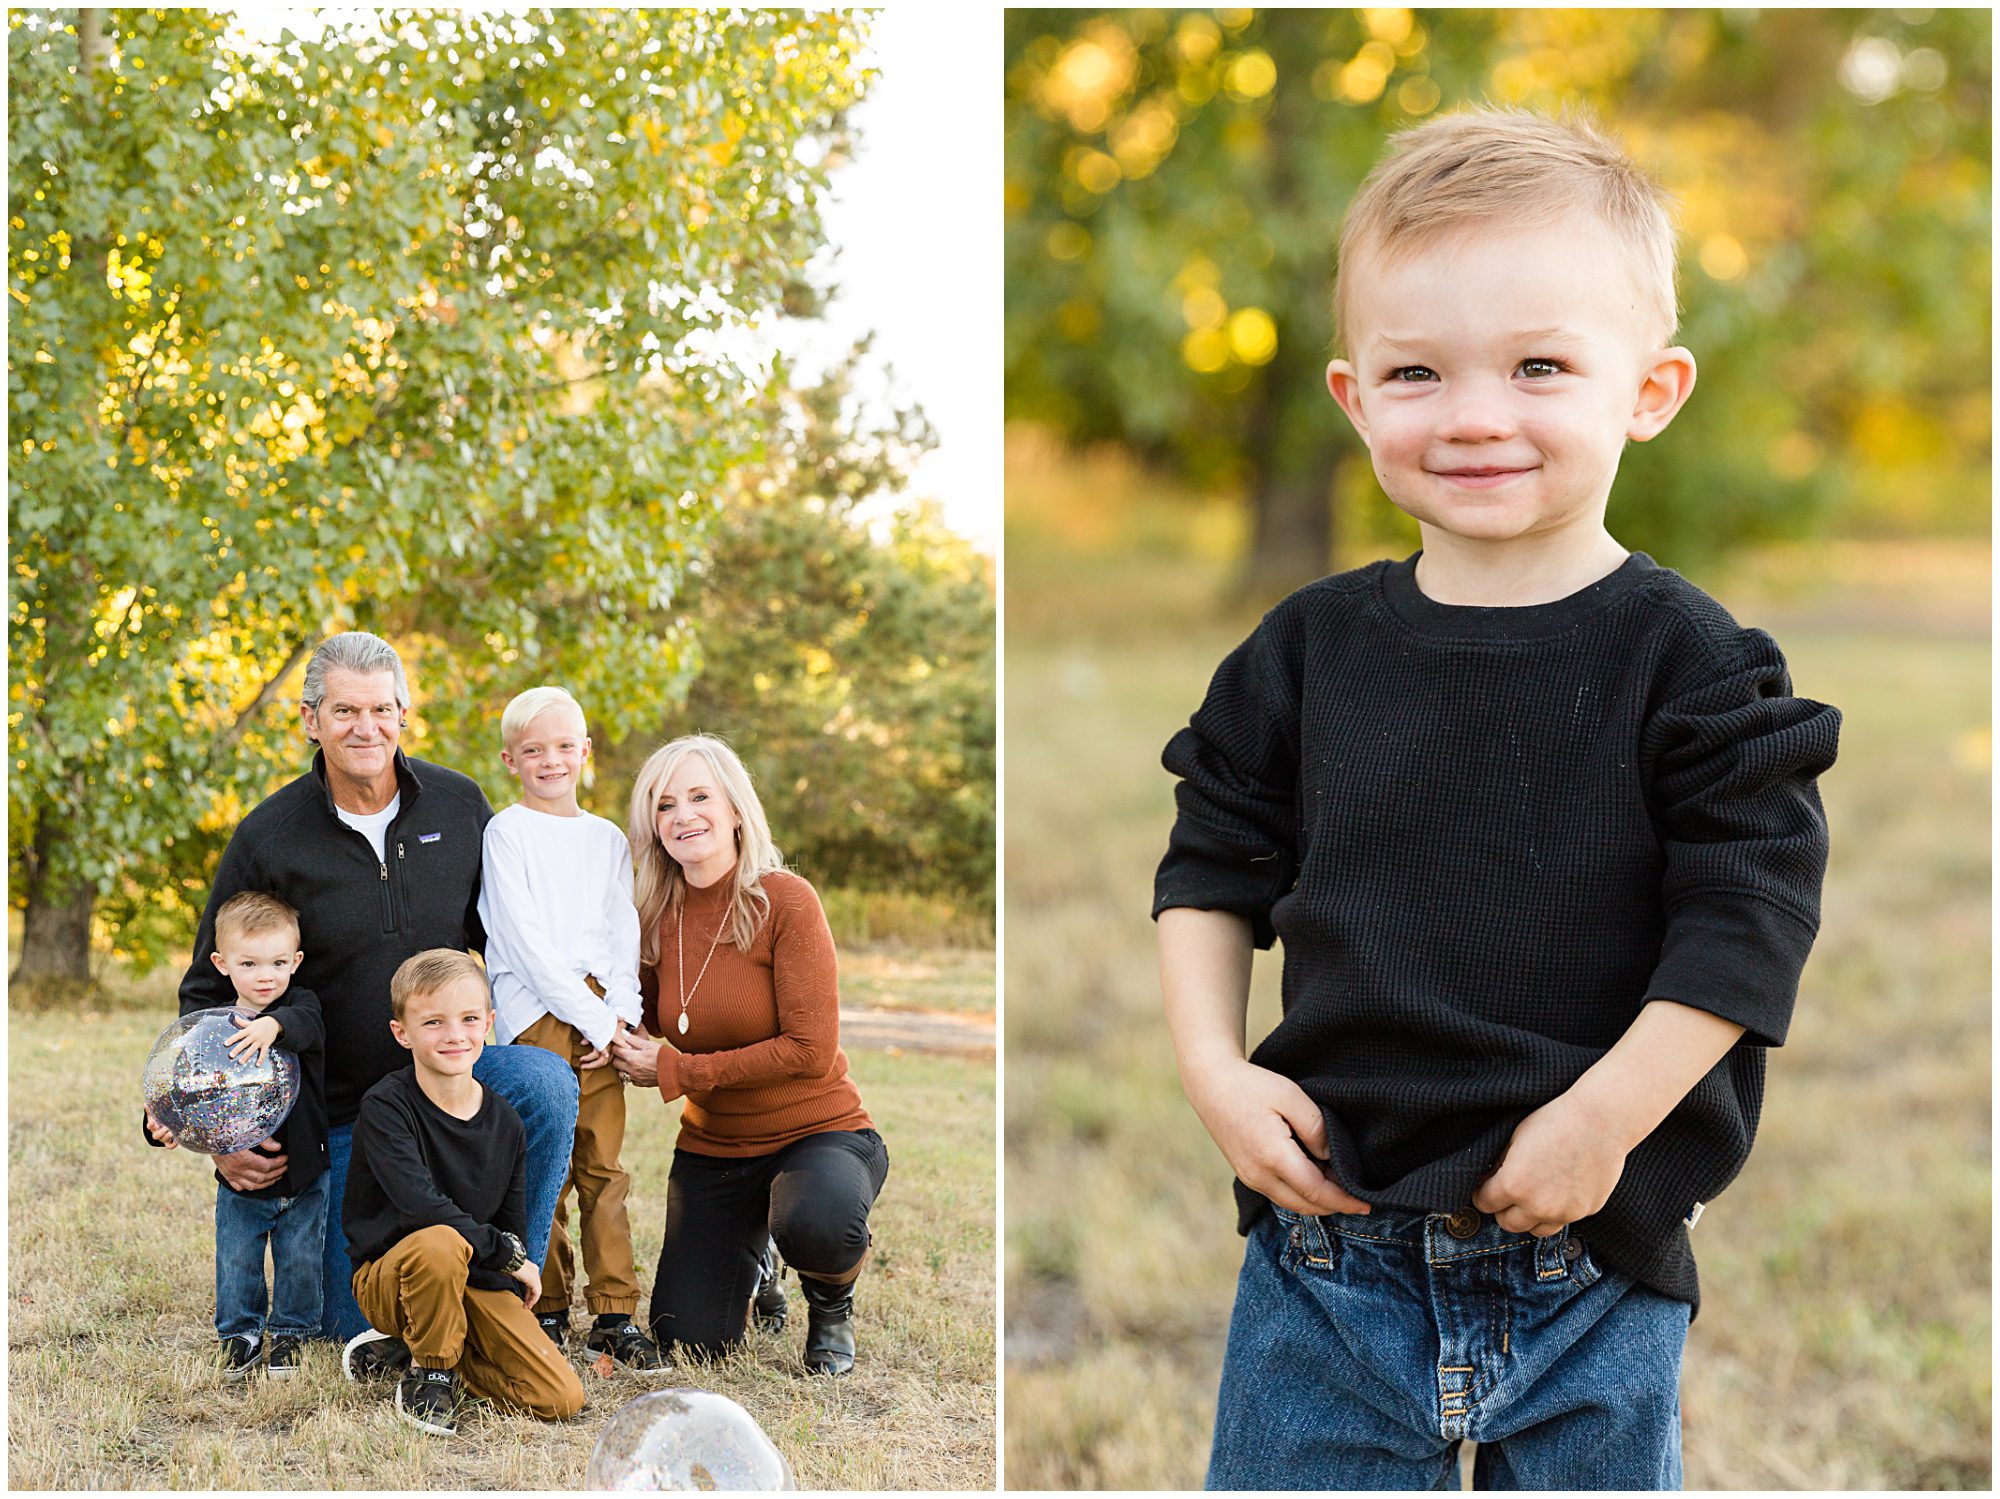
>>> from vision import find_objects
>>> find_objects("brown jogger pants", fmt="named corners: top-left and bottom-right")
top-left (515, 1007), bottom-right (640, 1316)
top-left (351, 1224), bottom-right (584, 1420)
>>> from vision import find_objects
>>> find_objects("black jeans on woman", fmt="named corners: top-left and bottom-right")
top-left (648, 1127), bottom-right (889, 1356)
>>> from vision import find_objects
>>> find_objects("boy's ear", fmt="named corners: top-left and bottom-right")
top-left (209, 950), bottom-right (229, 976)
top-left (1627, 346), bottom-right (1698, 443)
top-left (389, 1019), bottom-right (411, 1052)
top-left (1326, 360), bottom-right (1372, 446)
top-left (293, 950), bottom-right (305, 970)
top-left (499, 744), bottom-right (517, 774)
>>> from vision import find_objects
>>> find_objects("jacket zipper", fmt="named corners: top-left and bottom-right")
top-left (395, 841), bottom-right (406, 932)
top-left (378, 859), bottom-right (393, 932)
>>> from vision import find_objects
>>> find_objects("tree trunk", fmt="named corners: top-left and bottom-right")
top-left (1239, 470), bottom-right (1337, 605)
top-left (14, 821), bottom-right (96, 986)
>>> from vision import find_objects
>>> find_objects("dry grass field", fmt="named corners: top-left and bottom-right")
top-left (1003, 438), bottom-right (1990, 1490)
top-left (8, 939), bottom-right (995, 1490)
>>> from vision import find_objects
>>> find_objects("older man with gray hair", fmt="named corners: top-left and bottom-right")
top-left (174, 631), bottom-right (580, 1367)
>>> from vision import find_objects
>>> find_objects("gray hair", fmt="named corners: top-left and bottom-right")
top-left (301, 632), bottom-right (409, 712)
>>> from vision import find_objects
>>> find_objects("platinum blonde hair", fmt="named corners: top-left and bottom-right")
top-left (627, 734), bottom-right (785, 961)
top-left (500, 685), bottom-right (586, 746)
top-left (301, 631), bottom-right (409, 712)
top-left (1334, 105), bottom-right (1680, 353)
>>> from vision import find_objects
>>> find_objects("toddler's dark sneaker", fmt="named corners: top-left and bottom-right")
top-left (586, 1314), bottom-right (669, 1373)
top-left (219, 1335), bottom-right (260, 1381)
top-left (536, 1310), bottom-right (569, 1349)
top-left (395, 1364), bottom-right (460, 1437)
top-left (342, 1328), bottom-right (412, 1382)
top-left (266, 1335), bottom-right (304, 1379)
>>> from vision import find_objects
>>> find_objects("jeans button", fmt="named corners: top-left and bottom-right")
top-left (1445, 1209), bottom-right (1483, 1240)
top-left (1564, 1238), bottom-right (1582, 1261)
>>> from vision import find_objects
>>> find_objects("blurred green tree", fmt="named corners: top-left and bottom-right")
top-left (1005, 8), bottom-right (1989, 597)
top-left (9, 9), bottom-right (871, 980)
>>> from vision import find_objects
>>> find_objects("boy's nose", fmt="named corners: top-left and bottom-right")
top-left (1437, 390), bottom-right (1515, 441)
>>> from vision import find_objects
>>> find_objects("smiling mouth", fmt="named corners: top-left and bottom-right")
top-left (1430, 466), bottom-right (1536, 488)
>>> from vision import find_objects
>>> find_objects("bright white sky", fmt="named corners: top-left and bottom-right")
top-left (763, 9), bottom-right (998, 551)
top-left (229, 7), bottom-right (999, 550)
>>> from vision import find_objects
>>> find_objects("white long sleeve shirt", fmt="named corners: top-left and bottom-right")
top-left (478, 803), bottom-right (644, 1049)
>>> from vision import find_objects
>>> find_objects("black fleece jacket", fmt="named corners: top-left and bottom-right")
top-left (177, 750), bottom-right (494, 1127)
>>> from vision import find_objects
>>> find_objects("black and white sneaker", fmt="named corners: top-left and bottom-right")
top-left (219, 1335), bottom-right (260, 1381)
top-left (536, 1310), bottom-right (569, 1349)
top-left (342, 1328), bottom-right (412, 1383)
top-left (266, 1335), bottom-right (304, 1379)
top-left (585, 1315), bottom-right (670, 1373)
top-left (395, 1364), bottom-right (460, 1437)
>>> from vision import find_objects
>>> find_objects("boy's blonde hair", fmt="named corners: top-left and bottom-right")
top-left (627, 734), bottom-right (787, 961)
top-left (1335, 106), bottom-right (1680, 353)
top-left (214, 891), bottom-right (301, 949)
top-left (390, 949), bottom-right (489, 1024)
top-left (501, 684), bottom-right (586, 746)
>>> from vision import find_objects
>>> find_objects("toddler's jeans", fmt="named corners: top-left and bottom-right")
top-left (1207, 1205), bottom-right (1691, 1491)
top-left (214, 1171), bottom-right (328, 1344)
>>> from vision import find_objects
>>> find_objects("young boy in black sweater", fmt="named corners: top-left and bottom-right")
top-left (145, 892), bottom-right (326, 1380)
top-left (1156, 108), bottom-right (1839, 1490)
top-left (340, 949), bottom-right (584, 1436)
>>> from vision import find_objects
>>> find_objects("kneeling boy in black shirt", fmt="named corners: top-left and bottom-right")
top-left (341, 949), bottom-right (584, 1436)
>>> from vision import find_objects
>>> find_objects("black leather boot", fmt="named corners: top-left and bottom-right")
top-left (799, 1275), bottom-right (855, 1376)
top-left (752, 1236), bottom-right (788, 1334)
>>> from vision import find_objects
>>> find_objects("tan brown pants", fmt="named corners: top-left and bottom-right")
top-left (352, 1225), bottom-right (584, 1420)
top-left (515, 1009), bottom-right (639, 1316)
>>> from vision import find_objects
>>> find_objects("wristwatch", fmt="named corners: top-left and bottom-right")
top-left (499, 1231), bottom-right (527, 1273)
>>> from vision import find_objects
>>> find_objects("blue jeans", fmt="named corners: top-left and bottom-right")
top-left (316, 1045), bottom-right (579, 1341)
top-left (214, 1172), bottom-right (329, 1343)
top-left (1208, 1206), bottom-right (1692, 1491)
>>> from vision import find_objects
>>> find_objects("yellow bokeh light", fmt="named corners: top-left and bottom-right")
top-left (1072, 148), bottom-right (1122, 195)
top-left (1182, 327), bottom-right (1230, 373)
top-left (1699, 233), bottom-right (1748, 282)
top-left (1047, 221), bottom-right (1091, 263)
top-left (1225, 49), bottom-right (1277, 101)
top-left (1363, 9), bottom-right (1415, 45)
top-left (1175, 13), bottom-right (1221, 65)
top-left (1397, 76), bottom-right (1440, 115)
top-left (1342, 52), bottom-right (1391, 105)
top-left (1182, 285), bottom-right (1228, 330)
top-left (1227, 307), bottom-right (1278, 365)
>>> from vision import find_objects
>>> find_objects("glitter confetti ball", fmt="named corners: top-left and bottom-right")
top-left (141, 1008), bottom-right (300, 1156)
top-left (584, 1390), bottom-right (796, 1491)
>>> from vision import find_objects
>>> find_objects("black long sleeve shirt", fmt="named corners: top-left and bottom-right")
top-left (177, 750), bottom-right (494, 1126)
top-left (342, 1067), bottom-right (527, 1294)
top-left (1154, 553), bottom-right (1839, 1310)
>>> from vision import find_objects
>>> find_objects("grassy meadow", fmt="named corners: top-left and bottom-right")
top-left (1002, 436), bottom-right (1991, 1490)
top-left (8, 932), bottom-right (995, 1490)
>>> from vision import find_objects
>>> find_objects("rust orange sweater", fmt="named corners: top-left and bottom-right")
top-left (640, 867), bottom-right (872, 1157)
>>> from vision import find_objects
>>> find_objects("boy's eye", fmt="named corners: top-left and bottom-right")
top-left (1387, 365), bottom-right (1438, 383)
top-left (1518, 357), bottom-right (1567, 378)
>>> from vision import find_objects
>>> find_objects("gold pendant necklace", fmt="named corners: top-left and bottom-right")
top-left (676, 895), bottom-right (726, 1036)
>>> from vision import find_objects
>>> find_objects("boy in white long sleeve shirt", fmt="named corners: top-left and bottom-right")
top-left (478, 686), bottom-right (667, 1371)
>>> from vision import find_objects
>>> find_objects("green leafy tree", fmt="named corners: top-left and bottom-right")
top-left (1005, 8), bottom-right (1989, 597)
top-left (600, 348), bottom-right (997, 905)
top-left (9, 8), bottom-right (872, 981)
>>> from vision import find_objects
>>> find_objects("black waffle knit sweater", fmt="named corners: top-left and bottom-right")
top-left (1154, 552), bottom-right (1839, 1312)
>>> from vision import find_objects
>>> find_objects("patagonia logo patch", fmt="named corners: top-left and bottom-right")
top-left (419, 832), bottom-right (442, 845)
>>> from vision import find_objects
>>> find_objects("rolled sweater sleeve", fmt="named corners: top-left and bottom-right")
top-left (1153, 602), bottom-right (1304, 949)
top-left (1641, 631), bottom-right (1840, 1046)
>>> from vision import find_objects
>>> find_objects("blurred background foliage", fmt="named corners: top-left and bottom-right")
top-left (10, 9), bottom-right (993, 982)
top-left (1005, 7), bottom-right (1991, 598)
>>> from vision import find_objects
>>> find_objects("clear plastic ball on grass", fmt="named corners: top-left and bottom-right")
top-left (141, 1008), bottom-right (300, 1156)
top-left (584, 1389), bottom-right (796, 1491)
